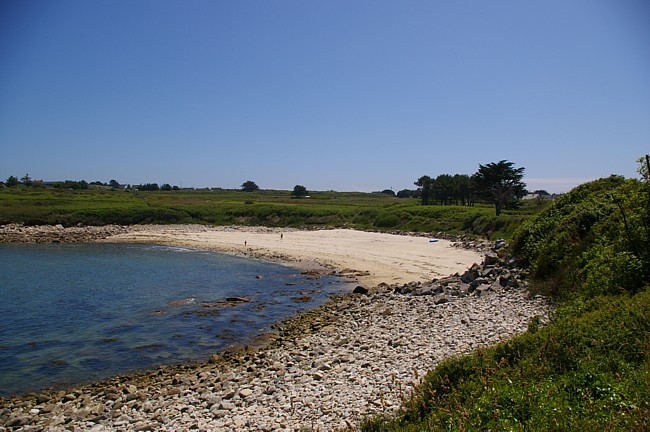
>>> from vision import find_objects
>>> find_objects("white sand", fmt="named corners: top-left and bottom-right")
top-left (106, 225), bottom-right (484, 286)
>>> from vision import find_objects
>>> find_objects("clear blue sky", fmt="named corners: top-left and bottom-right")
top-left (1, 0), bottom-right (648, 193)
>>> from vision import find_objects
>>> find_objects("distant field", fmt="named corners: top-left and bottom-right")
top-left (0, 187), bottom-right (543, 239)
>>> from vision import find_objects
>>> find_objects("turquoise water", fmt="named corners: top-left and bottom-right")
top-left (0, 243), bottom-right (346, 396)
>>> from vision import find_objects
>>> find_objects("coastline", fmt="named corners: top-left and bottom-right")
top-left (100, 224), bottom-right (486, 287)
top-left (0, 225), bottom-right (549, 431)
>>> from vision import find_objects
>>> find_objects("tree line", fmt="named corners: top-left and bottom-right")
top-left (410, 160), bottom-right (528, 215)
top-left (2, 175), bottom-right (182, 191)
top-left (5, 161), bottom-right (528, 216)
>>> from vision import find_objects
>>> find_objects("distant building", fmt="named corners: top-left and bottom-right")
top-left (523, 193), bottom-right (558, 200)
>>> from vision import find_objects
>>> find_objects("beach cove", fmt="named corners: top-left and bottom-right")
top-left (0, 225), bottom-right (549, 431)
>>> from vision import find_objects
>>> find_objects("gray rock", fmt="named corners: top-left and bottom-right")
top-left (483, 253), bottom-right (499, 266)
top-left (219, 402), bottom-right (237, 411)
top-left (5, 416), bottom-right (31, 427)
top-left (460, 270), bottom-right (476, 283)
top-left (433, 294), bottom-right (450, 304)
top-left (239, 388), bottom-right (253, 398)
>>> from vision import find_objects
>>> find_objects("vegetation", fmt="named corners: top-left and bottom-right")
top-left (513, 175), bottom-right (649, 300)
top-left (0, 187), bottom-right (541, 239)
top-left (291, 185), bottom-right (309, 198)
top-left (359, 172), bottom-right (650, 431)
top-left (473, 160), bottom-right (527, 216)
top-left (54, 180), bottom-right (90, 190)
top-left (413, 160), bottom-right (527, 215)
top-left (414, 174), bottom-right (473, 206)
top-left (5, 176), bottom-right (19, 187)
top-left (241, 180), bottom-right (260, 192)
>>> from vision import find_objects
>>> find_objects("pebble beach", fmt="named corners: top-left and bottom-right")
top-left (0, 225), bottom-right (549, 431)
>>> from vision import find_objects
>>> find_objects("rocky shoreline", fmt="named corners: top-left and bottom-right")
top-left (0, 225), bottom-right (549, 431)
top-left (0, 224), bottom-right (129, 244)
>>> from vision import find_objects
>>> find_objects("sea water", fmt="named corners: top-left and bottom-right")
top-left (0, 243), bottom-right (346, 396)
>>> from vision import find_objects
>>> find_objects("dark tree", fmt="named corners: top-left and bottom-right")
top-left (109, 179), bottom-right (121, 189)
top-left (415, 175), bottom-right (434, 205)
top-left (160, 183), bottom-right (173, 191)
top-left (396, 189), bottom-right (418, 198)
top-left (453, 174), bottom-right (474, 206)
top-left (380, 189), bottom-right (396, 196)
top-left (637, 155), bottom-right (649, 180)
top-left (241, 181), bottom-right (259, 192)
top-left (473, 160), bottom-right (526, 216)
top-left (54, 180), bottom-right (89, 190)
top-left (433, 174), bottom-right (454, 205)
top-left (20, 174), bottom-right (33, 186)
top-left (415, 174), bottom-right (474, 206)
top-left (136, 183), bottom-right (160, 191)
top-left (5, 176), bottom-right (19, 187)
top-left (291, 185), bottom-right (308, 198)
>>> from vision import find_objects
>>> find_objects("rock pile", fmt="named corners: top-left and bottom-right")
top-left (394, 248), bottom-right (527, 304)
top-left (0, 263), bottom-right (548, 431)
top-left (0, 224), bottom-right (129, 244)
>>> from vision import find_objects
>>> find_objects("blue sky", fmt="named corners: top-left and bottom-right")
top-left (1, 0), bottom-right (648, 193)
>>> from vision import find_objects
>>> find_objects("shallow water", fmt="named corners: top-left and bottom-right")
top-left (0, 243), bottom-right (346, 396)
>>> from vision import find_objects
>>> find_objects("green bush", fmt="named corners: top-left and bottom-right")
top-left (374, 212), bottom-right (402, 228)
top-left (512, 176), bottom-right (649, 300)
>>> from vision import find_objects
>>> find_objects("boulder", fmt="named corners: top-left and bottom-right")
top-left (483, 253), bottom-right (499, 266)
top-left (461, 269), bottom-right (477, 284)
top-left (458, 283), bottom-right (472, 295)
top-left (433, 294), bottom-right (450, 305)
top-left (437, 276), bottom-right (458, 286)
top-left (480, 266), bottom-right (497, 277)
top-left (353, 286), bottom-right (369, 295)
top-left (225, 297), bottom-right (251, 303)
top-left (475, 284), bottom-right (492, 297)
top-left (499, 271), bottom-right (512, 287)
top-left (470, 277), bottom-right (489, 289)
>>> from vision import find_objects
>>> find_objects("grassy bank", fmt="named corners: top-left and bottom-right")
top-left (359, 176), bottom-right (650, 431)
top-left (0, 187), bottom-right (542, 239)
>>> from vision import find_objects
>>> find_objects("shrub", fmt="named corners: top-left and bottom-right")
top-left (512, 176), bottom-right (649, 300)
top-left (374, 212), bottom-right (401, 228)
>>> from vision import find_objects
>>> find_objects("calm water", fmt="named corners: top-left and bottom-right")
top-left (0, 243), bottom-right (346, 396)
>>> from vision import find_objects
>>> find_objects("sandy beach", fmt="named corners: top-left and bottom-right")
top-left (104, 225), bottom-right (485, 287)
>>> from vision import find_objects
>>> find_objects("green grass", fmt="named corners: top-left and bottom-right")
top-left (0, 187), bottom-right (538, 239)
